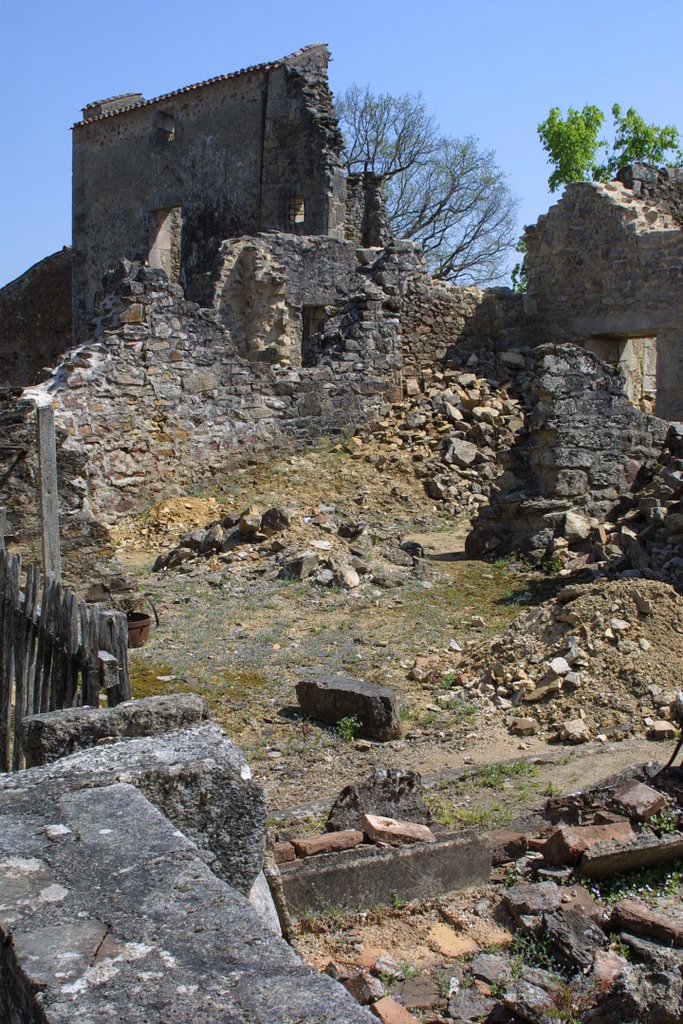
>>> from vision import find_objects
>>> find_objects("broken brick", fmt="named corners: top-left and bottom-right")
top-left (291, 830), bottom-right (363, 858)
top-left (612, 780), bottom-right (667, 821)
top-left (362, 814), bottom-right (436, 846)
top-left (543, 821), bottom-right (634, 866)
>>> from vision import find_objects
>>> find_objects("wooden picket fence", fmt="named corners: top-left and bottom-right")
top-left (0, 549), bottom-right (130, 772)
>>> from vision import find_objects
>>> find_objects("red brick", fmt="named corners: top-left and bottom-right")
top-left (543, 822), bottom-right (635, 866)
top-left (362, 814), bottom-right (436, 846)
top-left (488, 829), bottom-right (528, 864)
top-left (371, 996), bottom-right (421, 1024)
top-left (611, 897), bottom-right (683, 945)
top-left (291, 830), bottom-right (364, 858)
top-left (612, 780), bottom-right (667, 821)
top-left (273, 840), bottom-right (296, 864)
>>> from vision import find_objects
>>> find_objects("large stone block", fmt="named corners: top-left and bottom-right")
top-left (282, 831), bottom-right (491, 916)
top-left (296, 671), bottom-right (401, 741)
top-left (21, 693), bottom-right (212, 767)
top-left (5, 724), bottom-right (265, 894)
top-left (0, 781), bottom-right (374, 1023)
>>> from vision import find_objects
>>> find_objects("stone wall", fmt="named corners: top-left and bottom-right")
top-left (345, 173), bottom-right (391, 247)
top-left (72, 45), bottom-right (346, 338)
top-left (524, 169), bottom-right (683, 420)
top-left (0, 249), bottom-right (72, 387)
top-left (0, 257), bottom-right (407, 585)
top-left (466, 344), bottom-right (669, 562)
top-left (400, 274), bottom-right (527, 376)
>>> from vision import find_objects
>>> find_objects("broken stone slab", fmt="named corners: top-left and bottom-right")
top-left (543, 904), bottom-right (606, 969)
top-left (2, 723), bottom-right (265, 894)
top-left (292, 831), bottom-right (364, 858)
top-left (280, 551), bottom-right (320, 580)
top-left (296, 671), bottom-right (401, 741)
top-left (344, 969), bottom-right (385, 1005)
top-left (0, 781), bottom-right (374, 1024)
top-left (503, 881), bottom-right (562, 924)
top-left (610, 898), bottom-right (683, 947)
top-left (362, 814), bottom-right (436, 846)
top-left (502, 979), bottom-right (555, 1022)
top-left (282, 831), bottom-right (492, 917)
top-left (612, 780), bottom-right (667, 821)
top-left (543, 821), bottom-right (635, 866)
top-left (582, 963), bottom-right (683, 1024)
top-left (20, 694), bottom-right (211, 767)
top-left (578, 832), bottom-right (683, 879)
top-left (326, 768), bottom-right (433, 832)
top-left (619, 932), bottom-right (683, 973)
top-left (447, 989), bottom-right (496, 1021)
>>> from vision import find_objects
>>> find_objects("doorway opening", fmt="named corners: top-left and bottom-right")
top-left (586, 334), bottom-right (657, 413)
top-left (148, 207), bottom-right (182, 283)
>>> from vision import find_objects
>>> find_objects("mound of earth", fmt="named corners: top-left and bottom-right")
top-left (111, 496), bottom-right (224, 552)
top-left (455, 579), bottom-right (683, 742)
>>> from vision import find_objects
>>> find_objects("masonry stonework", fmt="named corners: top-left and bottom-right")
top-left (71, 45), bottom-right (347, 338)
top-left (525, 166), bottom-right (683, 419)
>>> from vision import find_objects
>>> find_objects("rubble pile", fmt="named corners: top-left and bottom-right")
top-left (350, 362), bottom-right (527, 519)
top-left (453, 579), bottom-right (683, 743)
top-left (151, 502), bottom-right (431, 591)
top-left (298, 768), bottom-right (683, 1024)
top-left (597, 422), bottom-right (683, 592)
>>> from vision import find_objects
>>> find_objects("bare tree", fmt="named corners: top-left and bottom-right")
top-left (336, 85), bottom-right (518, 285)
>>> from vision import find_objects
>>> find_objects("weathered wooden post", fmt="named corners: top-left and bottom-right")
top-left (36, 405), bottom-right (62, 582)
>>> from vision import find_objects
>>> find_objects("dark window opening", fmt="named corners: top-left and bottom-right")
top-left (302, 305), bottom-right (326, 366)
top-left (286, 195), bottom-right (306, 231)
top-left (154, 109), bottom-right (176, 142)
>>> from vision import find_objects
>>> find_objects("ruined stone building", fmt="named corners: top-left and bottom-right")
top-left (1, 42), bottom-right (682, 585)
top-left (525, 164), bottom-right (683, 420)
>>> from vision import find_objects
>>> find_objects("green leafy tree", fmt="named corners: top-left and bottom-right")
top-left (336, 85), bottom-right (518, 284)
top-left (538, 103), bottom-right (682, 192)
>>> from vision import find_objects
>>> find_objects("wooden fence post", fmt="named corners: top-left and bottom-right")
top-left (36, 405), bottom-right (62, 582)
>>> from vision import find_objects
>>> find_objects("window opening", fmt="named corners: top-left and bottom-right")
top-left (154, 109), bottom-right (176, 142)
top-left (287, 195), bottom-right (306, 230)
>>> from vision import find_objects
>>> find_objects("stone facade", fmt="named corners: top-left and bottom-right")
top-left (71, 45), bottom-right (348, 338)
top-left (466, 344), bottom-right (669, 562)
top-left (0, 253), bottom-right (410, 584)
top-left (524, 166), bottom-right (683, 420)
top-left (0, 249), bottom-right (72, 387)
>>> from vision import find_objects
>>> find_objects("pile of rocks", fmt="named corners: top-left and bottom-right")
top-left (152, 502), bottom-right (430, 591)
top-left (350, 363), bottom-right (527, 519)
top-left (450, 579), bottom-right (683, 743)
top-left (595, 422), bottom-right (683, 592)
top-left (302, 768), bottom-right (683, 1024)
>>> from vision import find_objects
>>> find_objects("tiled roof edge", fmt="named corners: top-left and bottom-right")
top-left (73, 43), bottom-right (327, 128)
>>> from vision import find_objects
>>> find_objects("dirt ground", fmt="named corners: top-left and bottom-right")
top-left (110, 441), bottom-right (682, 994)
top-left (116, 443), bottom-right (679, 820)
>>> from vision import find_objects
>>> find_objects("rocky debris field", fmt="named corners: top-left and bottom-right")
top-left (292, 765), bottom-right (683, 1024)
top-left (455, 578), bottom-right (683, 744)
top-left (149, 501), bottom-right (432, 592)
top-left (352, 364), bottom-right (526, 520)
top-left (594, 421), bottom-right (683, 591)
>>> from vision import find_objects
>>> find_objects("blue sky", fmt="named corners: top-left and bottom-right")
top-left (1, 0), bottom-right (681, 287)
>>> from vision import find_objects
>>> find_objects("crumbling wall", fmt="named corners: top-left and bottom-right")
top-left (0, 249), bottom-right (72, 387)
top-left (72, 45), bottom-right (345, 338)
top-left (525, 171), bottom-right (683, 419)
top-left (400, 275), bottom-right (527, 377)
top-left (466, 344), bottom-right (669, 562)
top-left (0, 259), bottom-right (406, 583)
top-left (344, 173), bottom-right (391, 247)
top-left (260, 46), bottom-right (346, 240)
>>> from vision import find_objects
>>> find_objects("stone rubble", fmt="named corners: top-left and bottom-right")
top-left (311, 765), bottom-right (683, 1024)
